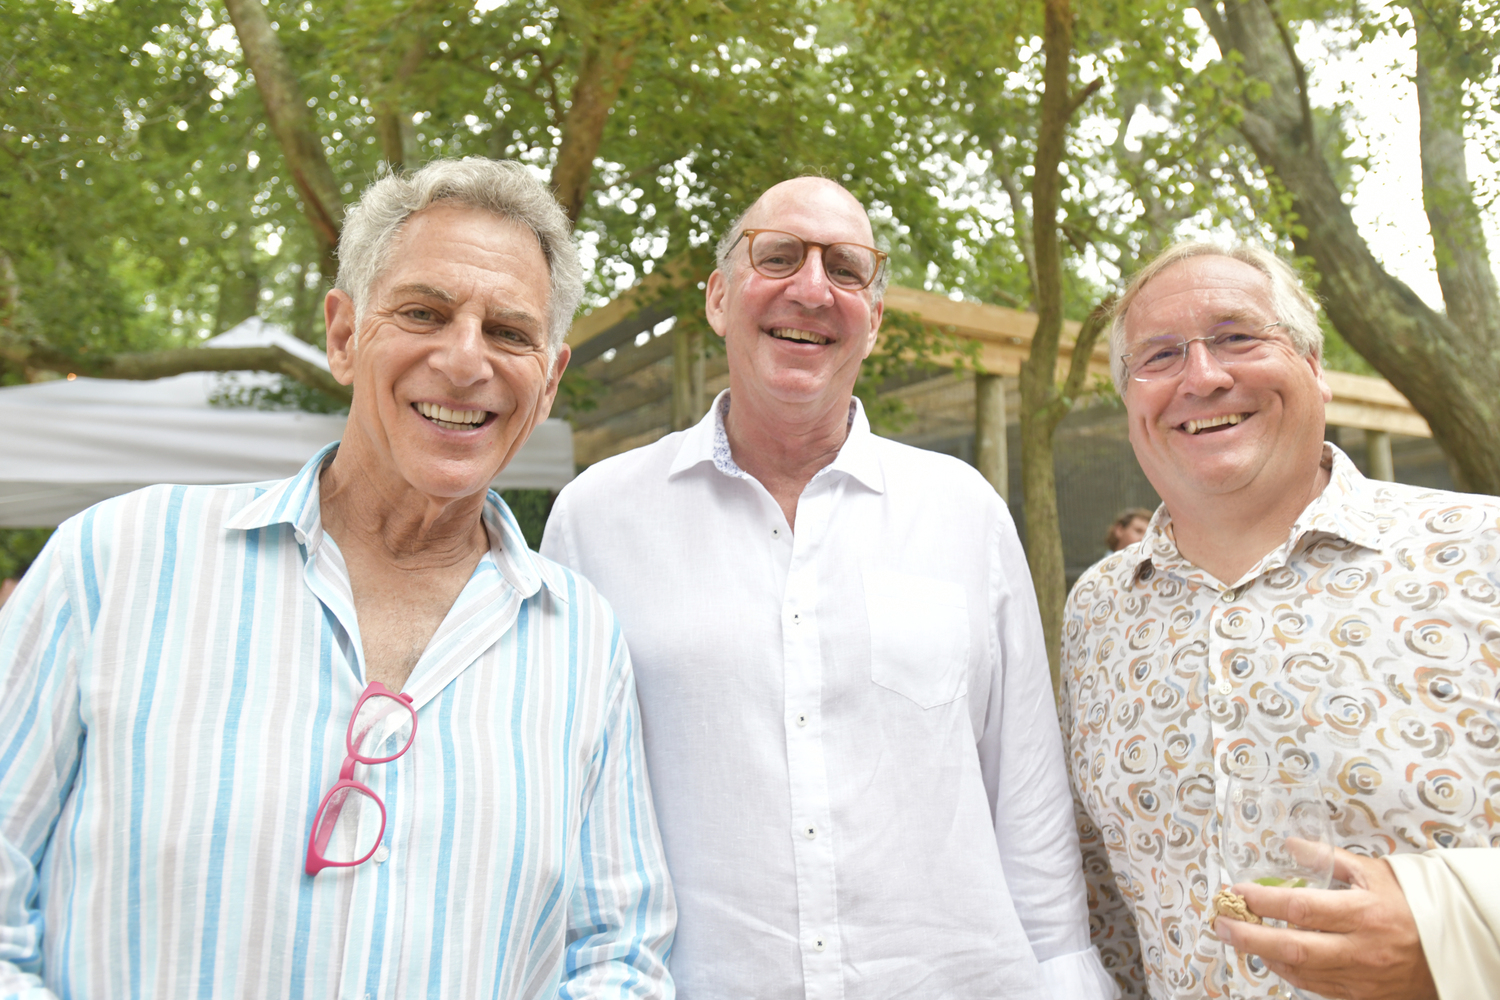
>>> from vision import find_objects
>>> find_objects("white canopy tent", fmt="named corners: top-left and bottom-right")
top-left (0, 319), bottom-right (574, 528)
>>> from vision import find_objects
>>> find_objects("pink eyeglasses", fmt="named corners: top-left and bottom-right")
top-left (305, 681), bottom-right (418, 876)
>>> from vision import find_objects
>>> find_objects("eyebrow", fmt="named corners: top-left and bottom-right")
top-left (388, 283), bottom-right (544, 330)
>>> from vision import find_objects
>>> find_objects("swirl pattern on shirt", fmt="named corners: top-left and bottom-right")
top-left (1061, 445), bottom-right (1500, 1000)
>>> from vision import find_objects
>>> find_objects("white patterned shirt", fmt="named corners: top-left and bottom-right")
top-left (543, 391), bottom-right (1115, 1000)
top-left (1062, 444), bottom-right (1500, 999)
top-left (0, 443), bottom-right (675, 999)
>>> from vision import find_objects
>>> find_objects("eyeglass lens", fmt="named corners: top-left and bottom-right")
top-left (748, 231), bottom-right (880, 290)
top-left (350, 692), bottom-right (416, 763)
top-left (1128, 322), bottom-right (1277, 380)
top-left (313, 785), bottom-right (384, 864)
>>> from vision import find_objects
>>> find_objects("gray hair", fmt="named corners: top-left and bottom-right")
top-left (713, 183), bottom-right (891, 303)
top-left (1108, 241), bottom-right (1323, 393)
top-left (336, 157), bottom-right (583, 357)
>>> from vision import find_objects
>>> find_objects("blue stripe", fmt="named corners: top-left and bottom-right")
top-left (55, 741), bottom-right (89, 1000)
top-left (78, 506), bottom-right (100, 624)
top-left (0, 608), bottom-right (73, 783)
top-left (196, 527), bottom-right (259, 998)
top-left (490, 601), bottom-right (532, 1000)
top-left (128, 485), bottom-right (184, 1000)
top-left (288, 625), bottom-right (335, 1000)
top-left (425, 683), bottom-right (460, 996)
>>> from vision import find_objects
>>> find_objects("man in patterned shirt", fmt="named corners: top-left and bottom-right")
top-left (1062, 241), bottom-right (1500, 1000)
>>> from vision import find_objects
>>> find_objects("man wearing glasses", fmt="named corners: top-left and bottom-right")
top-left (542, 177), bottom-right (1114, 998)
top-left (0, 159), bottom-right (675, 998)
top-left (1062, 242), bottom-right (1500, 999)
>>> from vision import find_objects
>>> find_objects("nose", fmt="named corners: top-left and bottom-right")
top-left (1178, 337), bottom-right (1234, 395)
top-left (431, 314), bottom-right (494, 387)
top-left (782, 246), bottom-right (835, 307)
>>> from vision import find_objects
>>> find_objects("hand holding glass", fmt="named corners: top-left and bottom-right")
top-left (1221, 766), bottom-right (1336, 998)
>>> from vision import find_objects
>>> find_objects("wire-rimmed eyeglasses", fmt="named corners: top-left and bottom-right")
top-left (1119, 321), bottom-right (1288, 382)
top-left (734, 228), bottom-right (888, 291)
top-left (305, 681), bottom-right (418, 876)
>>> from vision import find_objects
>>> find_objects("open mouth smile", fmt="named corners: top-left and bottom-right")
top-left (1181, 413), bottom-right (1248, 435)
top-left (414, 401), bottom-right (491, 431)
top-left (768, 327), bottom-right (832, 345)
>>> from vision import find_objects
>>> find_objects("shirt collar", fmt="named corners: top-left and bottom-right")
top-left (668, 388), bottom-right (885, 493)
top-left (225, 440), bottom-right (567, 603)
top-left (1126, 442), bottom-right (1386, 590)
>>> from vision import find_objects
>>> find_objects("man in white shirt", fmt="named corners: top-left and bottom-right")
top-left (1062, 242), bottom-right (1500, 1000)
top-left (542, 177), bottom-right (1115, 999)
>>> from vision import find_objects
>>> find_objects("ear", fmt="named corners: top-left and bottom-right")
top-left (536, 344), bottom-right (571, 421)
top-left (1307, 349), bottom-right (1332, 404)
top-left (704, 269), bottom-right (730, 340)
top-left (324, 289), bottom-right (359, 386)
top-left (860, 296), bottom-right (885, 360)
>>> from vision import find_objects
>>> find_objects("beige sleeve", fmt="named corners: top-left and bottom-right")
top-left (1385, 848), bottom-right (1500, 1000)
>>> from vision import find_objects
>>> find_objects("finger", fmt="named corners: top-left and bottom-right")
top-left (1259, 957), bottom-right (1349, 999)
top-left (1214, 915), bottom-right (1348, 971)
top-left (1331, 845), bottom-right (1384, 889)
top-left (1233, 883), bottom-right (1365, 933)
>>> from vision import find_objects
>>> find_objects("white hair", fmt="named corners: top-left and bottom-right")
top-left (335, 157), bottom-right (582, 356)
top-left (1109, 242), bottom-right (1323, 393)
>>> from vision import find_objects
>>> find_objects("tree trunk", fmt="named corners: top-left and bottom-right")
top-left (215, 234), bottom-right (261, 334)
top-left (375, 33), bottom-right (427, 172)
top-left (1199, 0), bottom-right (1500, 493)
top-left (551, 36), bottom-right (638, 225)
top-left (223, 0), bottom-right (345, 278)
top-left (1016, 0), bottom-right (1106, 679)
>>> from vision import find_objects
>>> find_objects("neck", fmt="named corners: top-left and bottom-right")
top-left (1166, 461), bottom-right (1331, 586)
top-left (318, 448), bottom-right (490, 571)
top-left (723, 382), bottom-right (852, 488)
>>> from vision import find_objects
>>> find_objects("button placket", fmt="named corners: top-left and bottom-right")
top-left (779, 484), bottom-right (844, 998)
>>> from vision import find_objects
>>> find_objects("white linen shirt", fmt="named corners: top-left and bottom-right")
top-left (543, 392), bottom-right (1114, 1000)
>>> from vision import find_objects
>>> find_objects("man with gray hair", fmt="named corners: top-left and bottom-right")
top-left (0, 158), bottom-right (676, 999)
top-left (1063, 241), bottom-right (1500, 999)
top-left (543, 176), bottom-right (1114, 998)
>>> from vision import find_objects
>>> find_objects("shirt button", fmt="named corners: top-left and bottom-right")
top-left (1218, 680), bottom-right (1232, 696)
top-left (792, 612), bottom-right (801, 624)
top-left (373, 844), bottom-right (390, 864)
top-left (802, 824), bottom-right (817, 840)
top-left (294, 528), bottom-right (307, 545)
top-left (771, 527), bottom-right (781, 538)
top-left (813, 936), bottom-right (827, 952)
top-left (796, 712), bottom-right (808, 727)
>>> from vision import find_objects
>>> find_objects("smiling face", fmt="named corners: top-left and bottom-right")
top-left (325, 203), bottom-right (568, 503)
top-left (705, 179), bottom-right (883, 418)
top-left (1121, 255), bottom-right (1331, 514)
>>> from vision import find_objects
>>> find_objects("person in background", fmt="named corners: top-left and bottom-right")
top-left (1062, 240), bottom-right (1500, 1000)
top-left (0, 158), bottom-right (675, 999)
top-left (1105, 507), bottom-right (1153, 552)
top-left (543, 176), bottom-right (1115, 999)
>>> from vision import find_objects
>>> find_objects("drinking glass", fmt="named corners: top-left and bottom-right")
top-left (1220, 764), bottom-right (1336, 999)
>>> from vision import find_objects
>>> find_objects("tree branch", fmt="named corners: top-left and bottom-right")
top-left (1261, 0), bottom-right (1316, 150)
top-left (223, 0), bottom-right (344, 276)
top-left (0, 332), bottom-right (351, 404)
top-left (1061, 296), bottom-right (1113, 407)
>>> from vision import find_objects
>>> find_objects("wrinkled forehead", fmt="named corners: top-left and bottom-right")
top-left (1125, 256), bottom-right (1275, 340)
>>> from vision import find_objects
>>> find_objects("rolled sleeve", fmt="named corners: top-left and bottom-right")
top-left (0, 531), bottom-right (83, 1000)
top-left (561, 634), bottom-right (677, 999)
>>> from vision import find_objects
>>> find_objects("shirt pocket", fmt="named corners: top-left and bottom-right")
top-left (864, 569), bottom-right (971, 709)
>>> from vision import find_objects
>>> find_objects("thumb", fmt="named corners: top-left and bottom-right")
top-left (1330, 847), bottom-right (1385, 889)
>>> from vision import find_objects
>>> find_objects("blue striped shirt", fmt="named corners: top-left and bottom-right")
top-left (0, 443), bottom-right (675, 999)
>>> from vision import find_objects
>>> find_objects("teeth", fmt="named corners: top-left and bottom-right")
top-left (770, 327), bottom-right (831, 345)
top-left (416, 402), bottom-right (486, 429)
top-left (1185, 414), bottom-right (1245, 434)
